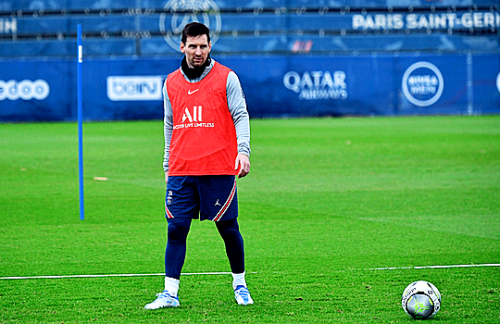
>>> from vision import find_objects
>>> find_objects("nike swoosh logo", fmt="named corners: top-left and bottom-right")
top-left (188, 89), bottom-right (199, 95)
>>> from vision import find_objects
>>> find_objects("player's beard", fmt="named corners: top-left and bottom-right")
top-left (181, 54), bottom-right (212, 80)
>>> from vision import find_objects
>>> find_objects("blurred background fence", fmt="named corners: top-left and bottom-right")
top-left (0, 0), bottom-right (499, 121)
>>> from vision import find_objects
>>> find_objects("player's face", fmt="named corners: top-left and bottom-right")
top-left (180, 35), bottom-right (211, 69)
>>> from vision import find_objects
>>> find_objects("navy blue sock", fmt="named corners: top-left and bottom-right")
top-left (165, 218), bottom-right (192, 279)
top-left (216, 218), bottom-right (245, 274)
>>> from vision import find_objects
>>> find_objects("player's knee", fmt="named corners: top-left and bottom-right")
top-left (216, 219), bottom-right (240, 239)
top-left (167, 221), bottom-right (191, 242)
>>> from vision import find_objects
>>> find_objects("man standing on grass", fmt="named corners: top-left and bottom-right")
top-left (145, 22), bottom-right (253, 309)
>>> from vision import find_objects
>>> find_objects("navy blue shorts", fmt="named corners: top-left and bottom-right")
top-left (165, 175), bottom-right (238, 223)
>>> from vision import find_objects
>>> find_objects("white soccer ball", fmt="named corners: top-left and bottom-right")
top-left (401, 280), bottom-right (441, 319)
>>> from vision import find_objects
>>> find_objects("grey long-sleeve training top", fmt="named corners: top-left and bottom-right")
top-left (163, 59), bottom-right (251, 172)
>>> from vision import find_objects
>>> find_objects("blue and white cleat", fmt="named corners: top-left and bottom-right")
top-left (234, 285), bottom-right (254, 305)
top-left (144, 290), bottom-right (180, 309)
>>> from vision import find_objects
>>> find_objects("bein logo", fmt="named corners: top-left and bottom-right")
top-left (107, 76), bottom-right (163, 101)
top-left (0, 80), bottom-right (50, 101)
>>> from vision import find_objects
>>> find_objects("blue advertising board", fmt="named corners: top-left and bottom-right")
top-left (0, 53), bottom-right (499, 122)
top-left (396, 55), bottom-right (470, 115)
top-left (222, 55), bottom-right (396, 117)
top-left (472, 54), bottom-right (500, 114)
top-left (0, 59), bottom-right (74, 121)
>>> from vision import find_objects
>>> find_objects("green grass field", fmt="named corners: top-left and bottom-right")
top-left (0, 116), bottom-right (499, 323)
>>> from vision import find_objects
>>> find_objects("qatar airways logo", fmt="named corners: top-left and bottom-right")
top-left (0, 80), bottom-right (50, 101)
top-left (283, 71), bottom-right (348, 100)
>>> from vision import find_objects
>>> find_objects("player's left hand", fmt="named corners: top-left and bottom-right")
top-left (235, 153), bottom-right (250, 178)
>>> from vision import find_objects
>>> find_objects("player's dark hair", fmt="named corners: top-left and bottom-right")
top-left (181, 22), bottom-right (211, 44)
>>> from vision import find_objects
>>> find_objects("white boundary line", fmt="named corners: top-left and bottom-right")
top-left (1, 264), bottom-right (498, 280)
top-left (366, 263), bottom-right (500, 271)
top-left (0, 272), bottom-right (232, 281)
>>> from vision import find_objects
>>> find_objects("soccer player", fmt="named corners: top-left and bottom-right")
top-left (144, 22), bottom-right (253, 309)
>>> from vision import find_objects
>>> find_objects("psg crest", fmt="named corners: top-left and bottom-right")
top-left (159, 0), bottom-right (222, 52)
